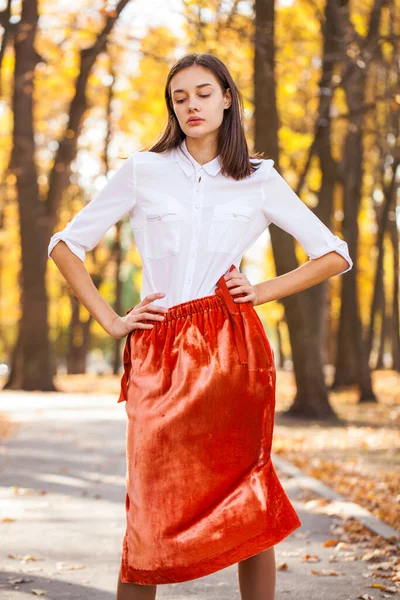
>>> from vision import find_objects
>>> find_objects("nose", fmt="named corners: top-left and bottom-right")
top-left (187, 96), bottom-right (200, 112)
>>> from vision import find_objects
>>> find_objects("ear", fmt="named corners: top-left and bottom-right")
top-left (224, 87), bottom-right (232, 109)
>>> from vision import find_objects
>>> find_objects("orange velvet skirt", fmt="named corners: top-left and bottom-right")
top-left (117, 265), bottom-right (301, 585)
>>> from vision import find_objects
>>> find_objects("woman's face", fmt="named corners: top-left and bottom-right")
top-left (169, 65), bottom-right (231, 140)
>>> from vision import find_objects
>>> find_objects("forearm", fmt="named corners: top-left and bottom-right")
top-left (49, 241), bottom-right (119, 335)
top-left (254, 251), bottom-right (349, 306)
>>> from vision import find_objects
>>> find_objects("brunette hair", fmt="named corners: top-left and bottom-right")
top-left (145, 53), bottom-right (265, 181)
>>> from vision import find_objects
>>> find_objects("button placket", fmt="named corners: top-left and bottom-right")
top-left (182, 171), bottom-right (203, 300)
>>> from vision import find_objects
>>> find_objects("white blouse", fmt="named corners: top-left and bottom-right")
top-left (48, 138), bottom-right (352, 308)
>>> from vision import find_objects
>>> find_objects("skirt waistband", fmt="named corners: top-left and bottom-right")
top-left (124, 265), bottom-right (248, 356)
top-left (160, 293), bottom-right (225, 323)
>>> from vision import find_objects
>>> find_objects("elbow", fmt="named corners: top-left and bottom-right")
top-left (48, 239), bottom-right (67, 261)
top-left (332, 251), bottom-right (352, 275)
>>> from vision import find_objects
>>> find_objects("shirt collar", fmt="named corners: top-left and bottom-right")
top-left (174, 138), bottom-right (222, 177)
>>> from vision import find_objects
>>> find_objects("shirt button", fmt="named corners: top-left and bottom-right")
top-left (193, 229), bottom-right (198, 233)
top-left (194, 204), bottom-right (200, 209)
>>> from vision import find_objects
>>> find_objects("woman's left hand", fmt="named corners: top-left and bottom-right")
top-left (224, 268), bottom-right (259, 306)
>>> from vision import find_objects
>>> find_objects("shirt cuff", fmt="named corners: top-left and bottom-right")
top-left (48, 235), bottom-right (86, 262)
top-left (310, 245), bottom-right (353, 274)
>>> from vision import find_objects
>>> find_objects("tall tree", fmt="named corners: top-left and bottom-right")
top-left (333, 0), bottom-right (385, 400)
top-left (254, 0), bottom-right (336, 419)
top-left (4, 0), bottom-right (131, 391)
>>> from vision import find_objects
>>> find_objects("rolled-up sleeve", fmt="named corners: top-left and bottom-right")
top-left (48, 154), bottom-right (136, 262)
top-left (262, 161), bottom-right (352, 274)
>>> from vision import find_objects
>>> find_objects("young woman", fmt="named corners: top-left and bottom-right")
top-left (48, 53), bottom-right (352, 600)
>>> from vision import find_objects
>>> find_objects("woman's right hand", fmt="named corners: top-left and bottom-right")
top-left (108, 293), bottom-right (168, 339)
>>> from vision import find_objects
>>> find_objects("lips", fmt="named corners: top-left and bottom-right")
top-left (188, 117), bottom-right (204, 123)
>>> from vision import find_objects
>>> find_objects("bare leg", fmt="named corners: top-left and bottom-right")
top-left (237, 547), bottom-right (276, 600)
top-left (116, 567), bottom-right (157, 600)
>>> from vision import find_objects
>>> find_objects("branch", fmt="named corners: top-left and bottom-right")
top-left (46, 0), bottom-right (131, 224)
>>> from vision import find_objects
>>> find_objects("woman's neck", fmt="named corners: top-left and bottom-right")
top-left (184, 136), bottom-right (219, 166)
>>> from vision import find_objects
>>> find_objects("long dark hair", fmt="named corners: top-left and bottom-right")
top-left (145, 53), bottom-right (265, 181)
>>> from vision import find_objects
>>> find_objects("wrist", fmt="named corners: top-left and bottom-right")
top-left (254, 281), bottom-right (274, 306)
top-left (103, 312), bottom-right (121, 336)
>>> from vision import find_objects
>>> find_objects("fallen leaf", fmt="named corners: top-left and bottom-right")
top-left (368, 561), bottom-right (396, 571)
top-left (1, 517), bottom-right (16, 523)
top-left (31, 590), bottom-right (47, 596)
top-left (310, 569), bottom-right (339, 576)
top-left (329, 555), bottom-right (339, 563)
top-left (277, 562), bottom-right (288, 571)
top-left (323, 539), bottom-right (339, 547)
top-left (300, 554), bottom-right (321, 563)
top-left (335, 542), bottom-right (352, 551)
top-left (305, 498), bottom-right (329, 510)
top-left (367, 584), bottom-right (398, 593)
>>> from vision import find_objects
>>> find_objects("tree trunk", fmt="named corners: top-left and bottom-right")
top-left (375, 285), bottom-right (387, 370)
top-left (367, 174), bottom-right (395, 358)
top-left (67, 295), bottom-right (93, 374)
top-left (254, 0), bottom-right (336, 419)
top-left (308, 0), bottom-right (348, 371)
top-left (4, 0), bottom-right (55, 391)
top-left (4, 0), bottom-right (130, 391)
top-left (389, 219), bottom-right (400, 371)
top-left (332, 0), bottom-right (384, 401)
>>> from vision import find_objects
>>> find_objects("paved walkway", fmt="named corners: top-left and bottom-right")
top-left (0, 392), bottom-right (397, 599)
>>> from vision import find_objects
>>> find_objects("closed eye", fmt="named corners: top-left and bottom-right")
top-left (176, 94), bottom-right (211, 104)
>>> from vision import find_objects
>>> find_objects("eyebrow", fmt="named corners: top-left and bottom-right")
top-left (172, 83), bottom-right (213, 94)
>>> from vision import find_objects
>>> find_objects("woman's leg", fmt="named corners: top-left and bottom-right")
top-left (116, 568), bottom-right (157, 600)
top-left (237, 547), bottom-right (276, 600)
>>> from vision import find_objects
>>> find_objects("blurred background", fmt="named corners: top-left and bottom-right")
top-left (0, 0), bottom-right (399, 530)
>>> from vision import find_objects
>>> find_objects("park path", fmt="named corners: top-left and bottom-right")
top-left (0, 392), bottom-right (397, 599)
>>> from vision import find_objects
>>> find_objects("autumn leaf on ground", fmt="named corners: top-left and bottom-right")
top-left (1, 517), bottom-right (16, 523)
top-left (31, 590), bottom-right (47, 596)
top-left (273, 370), bottom-right (400, 531)
top-left (329, 555), bottom-right (339, 562)
top-left (12, 486), bottom-right (47, 496)
top-left (277, 562), bottom-right (288, 571)
top-left (367, 583), bottom-right (398, 593)
top-left (300, 554), bottom-right (321, 562)
top-left (323, 539), bottom-right (339, 547)
top-left (310, 569), bottom-right (339, 576)
top-left (21, 555), bottom-right (40, 562)
top-left (362, 550), bottom-right (387, 561)
top-left (304, 498), bottom-right (329, 510)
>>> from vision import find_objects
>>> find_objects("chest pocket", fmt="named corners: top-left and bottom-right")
top-left (143, 209), bottom-right (181, 260)
top-left (207, 202), bottom-right (255, 254)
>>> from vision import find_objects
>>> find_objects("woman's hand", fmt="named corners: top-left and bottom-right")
top-left (108, 293), bottom-right (168, 339)
top-left (224, 268), bottom-right (259, 306)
